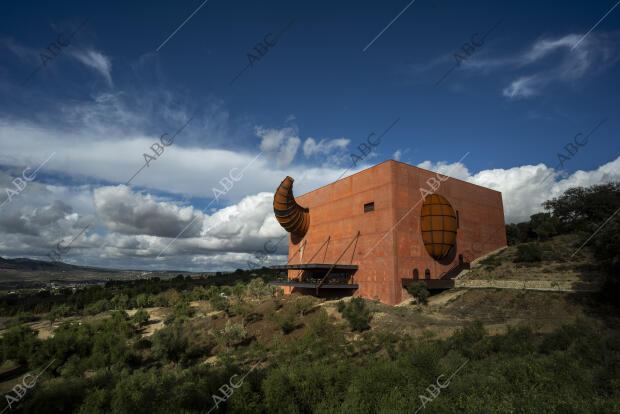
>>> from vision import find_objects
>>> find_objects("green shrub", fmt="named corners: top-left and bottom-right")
top-left (214, 319), bottom-right (246, 349)
top-left (515, 242), bottom-right (543, 262)
top-left (205, 285), bottom-right (220, 300)
top-left (231, 301), bottom-right (252, 324)
top-left (449, 320), bottom-right (488, 359)
top-left (47, 304), bottom-right (71, 324)
top-left (135, 293), bottom-right (155, 308)
top-left (590, 214), bottom-right (620, 303)
top-left (165, 301), bottom-right (195, 325)
top-left (276, 312), bottom-right (295, 334)
top-left (174, 301), bottom-right (195, 318)
top-left (110, 294), bottom-right (129, 310)
top-left (530, 212), bottom-right (558, 240)
top-left (210, 295), bottom-right (229, 312)
top-left (342, 297), bottom-right (372, 331)
top-left (232, 282), bottom-right (246, 298)
top-left (293, 296), bottom-right (314, 316)
top-left (152, 324), bottom-right (187, 363)
top-left (506, 223), bottom-right (527, 245)
top-left (0, 324), bottom-right (40, 364)
top-left (189, 287), bottom-right (208, 301)
top-left (479, 252), bottom-right (503, 267)
top-left (247, 278), bottom-right (271, 299)
top-left (406, 281), bottom-right (429, 305)
top-left (309, 309), bottom-right (330, 337)
top-left (5, 311), bottom-right (37, 328)
top-left (132, 308), bottom-right (149, 327)
top-left (336, 300), bottom-right (345, 313)
top-left (135, 338), bottom-right (152, 350)
top-left (84, 299), bottom-right (111, 316)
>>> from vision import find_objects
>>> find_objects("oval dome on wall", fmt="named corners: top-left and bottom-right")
top-left (420, 194), bottom-right (457, 260)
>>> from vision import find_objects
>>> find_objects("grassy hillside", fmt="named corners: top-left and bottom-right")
top-left (461, 234), bottom-right (606, 289)
top-left (0, 256), bottom-right (618, 413)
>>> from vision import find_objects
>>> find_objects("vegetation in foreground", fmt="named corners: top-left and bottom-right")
top-left (1, 306), bottom-right (619, 414)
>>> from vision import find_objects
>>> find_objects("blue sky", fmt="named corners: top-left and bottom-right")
top-left (0, 0), bottom-right (619, 271)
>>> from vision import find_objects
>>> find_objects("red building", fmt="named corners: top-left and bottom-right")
top-left (271, 160), bottom-right (506, 305)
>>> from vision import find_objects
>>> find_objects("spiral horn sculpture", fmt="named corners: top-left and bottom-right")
top-left (273, 176), bottom-right (310, 238)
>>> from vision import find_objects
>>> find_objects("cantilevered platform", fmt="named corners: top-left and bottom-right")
top-left (269, 263), bottom-right (358, 271)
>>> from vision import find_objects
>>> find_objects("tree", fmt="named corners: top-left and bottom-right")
top-left (214, 319), bottom-right (246, 349)
top-left (91, 333), bottom-right (129, 370)
top-left (205, 285), bottom-right (220, 300)
top-left (210, 295), bottom-right (229, 312)
top-left (543, 182), bottom-right (620, 232)
top-left (590, 214), bottom-right (620, 303)
top-left (136, 293), bottom-right (154, 308)
top-left (0, 325), bottom-right (39, 364)
top-left (232, 282), bottom-right (246, 299)
top-left (232, 301), bottom-right (252, 325)
top-left (190, 287), bottom-right (207, 301)
top-left (342, 297), bottom-right (372, 331)
top-left (515, 242), bottom-right (543, 262)
top-left (294, 296), bottom-right (314, 316)
top-left (505, 223), bottom-right (523, 245)
top-left (152, 324), bottom-right (187, 363)
top-left (406, 282), bottom-right (430, 305)
top-left (247, 278), bottom-right (270, 299)
top-left (276, 312), bottom-right (295, 334)
top-left (132, 308), bottom-right (149, 327)
top-left (84, 299), bottom-right (111, 315)
top-left (165, 301), bottom-right (195, 325)
top-left (309, 309), bottom-right (330, 337)
top-left (530, 212), bottom-right (558, 240)
top-left (47, 304), bottom-right (71, 325)
top-left (110, 294), bottom-right (129, 310)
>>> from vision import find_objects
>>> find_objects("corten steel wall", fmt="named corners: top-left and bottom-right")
top-left (283, 160), bottom-right (506, 305)
top-left (391, 161), bottom-right (506, 304)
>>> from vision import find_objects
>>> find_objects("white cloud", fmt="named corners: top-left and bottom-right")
top-left (502, 75), bottom-right (542, 99)
top-left (255, 125), bottom-right (301, 168)
top-left (94, 185), bottom-right (203, 238)
top-left (418, 156), bottom-right (620, 223)
top-left (68, 48), bottom-right (113, 86)
top-left (500, 32), bottom-right (618, 98)
top-left (409, 31), bottom-right (620, 98)
top-left (1, 153), bottom-right (619, 269)
top-left (393, 149), bottom-right (402, 161)
top-left (416, 159), bottom-right (471, 181)
top-left (303, 137), bottom-right (350, 157)
top-left (1, 76), bottom-right (618, 271)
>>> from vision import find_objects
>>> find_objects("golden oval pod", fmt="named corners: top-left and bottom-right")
top-left (420, 194), bottom-right (457, 260)
top-left (273, 176), bottom-right (310, 238)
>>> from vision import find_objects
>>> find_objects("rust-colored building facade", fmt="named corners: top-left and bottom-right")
top-left (273, 160), bottom-right (506, 306)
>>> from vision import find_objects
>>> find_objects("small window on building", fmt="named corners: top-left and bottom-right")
top-left (425, 269), bottom-right (430, 279)
top-left (459, 254), bottom-right (463, 264)
top-left (456, 210), bottom-right (460, 228)
top-left (413, 269), bottom-right (419, 280)
top-left (364, 202), bottom-right (374, 213)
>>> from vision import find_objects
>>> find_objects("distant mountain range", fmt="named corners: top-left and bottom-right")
top-left (0, 257), bottom-right (117, 273)
top-left (0, 257), bottom-right (196, 290)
